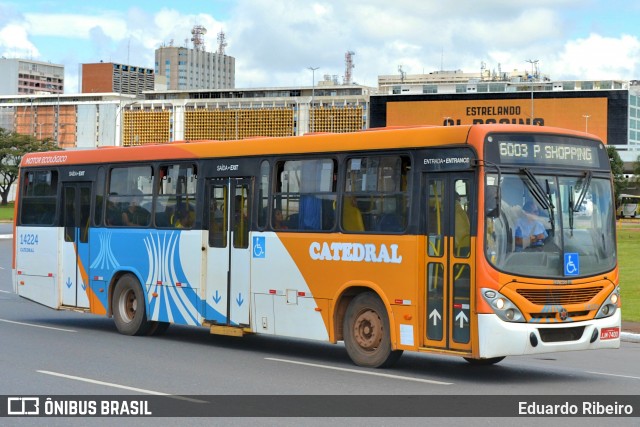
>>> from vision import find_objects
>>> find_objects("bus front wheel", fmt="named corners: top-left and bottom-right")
top-left (343, 292), bottom-right (403, 368)
top-left (112, 274), bottom-right (151, 336)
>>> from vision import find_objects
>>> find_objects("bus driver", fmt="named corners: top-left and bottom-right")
top-left (514, 200), bottom-right (547, 251)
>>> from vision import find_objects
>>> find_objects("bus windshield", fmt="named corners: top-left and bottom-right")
top-left (485, 171), bottom-right (616, 278)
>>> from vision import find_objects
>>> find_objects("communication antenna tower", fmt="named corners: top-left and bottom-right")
top-left (217, 30), bottom-right (227, 55)
top-left (191, 25), bottom-right (207, 51)
top-left (398, 65), bottom-right (406, 83)
top-left (344, 51), bottom-right (355, 85)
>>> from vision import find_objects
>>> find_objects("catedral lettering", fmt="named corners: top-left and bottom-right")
top-left (309, 241), bottom-right (402, 264)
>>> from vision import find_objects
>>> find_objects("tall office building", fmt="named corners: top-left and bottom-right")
top-left (80, 62), bottom-right (154, 97)
top-left (0, 58), bottom-right (64, 95)
top-left (155, 26), bottom-right (235, 91)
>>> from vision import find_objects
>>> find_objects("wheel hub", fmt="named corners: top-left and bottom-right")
top-left (123, 290), bottom-right (137, 322)
top-left (354, 309), bottom-right (382, 351)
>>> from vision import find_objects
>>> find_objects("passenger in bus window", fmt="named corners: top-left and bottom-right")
top-left (342, 195), bottom-right (364, 231)
top-left (122, 190), bottom-right (150, 226)
top-left (273, 208), bottom-right (288, 230)
top-left (175, 206), bottom-right (195, 228)
top-left (105, 198), bottom-right (122, 226)
top-left (514, 200), bottom-right (547, 251)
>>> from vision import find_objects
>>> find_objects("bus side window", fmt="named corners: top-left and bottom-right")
top-left (107, 165), bottom-right (153, 227)
top-left (453, 179), bottom-right (472, 257)
top-left (343, 155), bottom-right (409, 233)
top-left (274, 159), bottom-right (336, 231)
top-left (155, 164), bottom-right (198, 228)
top-left (20, 170), bottom-right (58, 226)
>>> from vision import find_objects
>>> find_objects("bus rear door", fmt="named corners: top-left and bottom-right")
top-left (423, 173), bottom-right (474, 353)
top-left (205, 177), bottom-right (252, 326)
top-left (61, 182), bottom-right (92, 308)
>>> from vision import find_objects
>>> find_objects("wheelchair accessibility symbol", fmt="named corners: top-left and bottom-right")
top-left (253, 236), bottom-right (265, 258)
top-left (564, 253), bottom-right (579, 276)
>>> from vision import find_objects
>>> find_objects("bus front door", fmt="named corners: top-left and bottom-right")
top-left (205, 178), bottom-right (252, 326)
top-left (422, 173), bottom-right (474, 353)
top-left (61, 182), bottom-right (92, 308)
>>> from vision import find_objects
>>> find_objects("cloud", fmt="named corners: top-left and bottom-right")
top-left (1, 0), bottom-right (638, 94)
top-left (24, 13), bottom-right (128, 40)
top-left (228, 0), bottom-right (584, 87)
top-left (551, 33), bottom-right (640, 80)
top-left (0, 23), bottom-right (39, 58)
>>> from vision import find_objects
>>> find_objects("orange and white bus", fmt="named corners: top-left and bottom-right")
top-left (12, 124), bottom-right (620, 367)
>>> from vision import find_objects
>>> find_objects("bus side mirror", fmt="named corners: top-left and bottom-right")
top-left (485, 185), bottom-right (500, 218)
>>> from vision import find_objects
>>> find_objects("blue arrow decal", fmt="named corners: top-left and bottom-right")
top-left (81, 282), bottom-right (86, 290)
top-left (66, 277), bottom-right (73, 288)
top-left (236, 293), bottom-right (244, 307)
top-left (213, 290), bottom-right (222, 304)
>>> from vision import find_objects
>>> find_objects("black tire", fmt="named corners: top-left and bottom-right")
top-left (463, 356), bottom-right (505, 366)
top-left (112, 274), bottom-right (151, 336)
top-left (147, 321), bottom-right (171, 336)
top-left (343, 292), bottom-right (403, 368)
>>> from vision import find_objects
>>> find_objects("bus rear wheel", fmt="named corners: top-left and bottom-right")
top-left (112, 274), bottom-right (151, 336)
top-left (343, 292), bottom-right (403, 368)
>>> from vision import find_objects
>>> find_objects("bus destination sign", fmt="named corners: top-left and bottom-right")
top-left (496, 140), bottom-right (600, 168)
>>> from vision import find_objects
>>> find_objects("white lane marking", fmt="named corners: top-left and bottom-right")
top-left (0, 289), bottom-right (11, 293)
top-left (588, 371), bottom-right (640, 381)
top-left (266, 357), bottom-right (452, 385)
top-left (0, 318), bottom-right (76, 332)
top-left (37, 370), bottom-right (207, 403)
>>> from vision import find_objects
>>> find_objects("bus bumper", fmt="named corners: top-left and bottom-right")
top-left (477, 311), bottom-right (621, 359)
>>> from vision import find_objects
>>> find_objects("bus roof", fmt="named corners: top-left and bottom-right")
top-left (20, 124), bottom-right (599, 168)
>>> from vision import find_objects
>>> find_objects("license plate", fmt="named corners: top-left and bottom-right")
top-left (600, 327), bottom-right (620, 340)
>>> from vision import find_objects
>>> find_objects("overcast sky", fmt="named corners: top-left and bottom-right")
top-left (1, 0), bottom-right (639, 93)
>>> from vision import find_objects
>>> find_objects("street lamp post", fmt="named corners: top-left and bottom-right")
top-left (308, 66), bottom-right (319, 133)
top-left (526, 59), bottom-right (539, 123)
top-left (583, 114), bottom-right (591, 134)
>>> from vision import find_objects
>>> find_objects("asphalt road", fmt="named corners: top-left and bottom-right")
top-left (0, 235), bottom-right (638, 426)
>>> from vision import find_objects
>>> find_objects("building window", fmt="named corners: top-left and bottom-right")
top-left (423, 85), bottom-right (438, 94)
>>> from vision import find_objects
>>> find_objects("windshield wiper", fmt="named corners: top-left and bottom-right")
top-left (545, 179), bottom-right (556, 233)
top-left (573, 170), bottom-right (593, 212)
top-left (568, 188), bottom-right (574, 234)
top-left (522, 169), bottom-right (555, 230)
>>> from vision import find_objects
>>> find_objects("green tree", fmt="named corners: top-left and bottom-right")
top-left (607, 146), bottom-right (627, 206)
top-left (633, 154), bottom-right (640, 181)
top-left (0, 128), bottom-right (60, 205)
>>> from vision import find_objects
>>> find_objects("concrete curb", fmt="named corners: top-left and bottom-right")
top-left (621, 332), bottom-right (640, 343)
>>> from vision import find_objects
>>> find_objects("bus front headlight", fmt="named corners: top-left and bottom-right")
top-left (595, 287), bottom-right (620, 319)
top-left (481, 288), bottom-right (525, 323)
